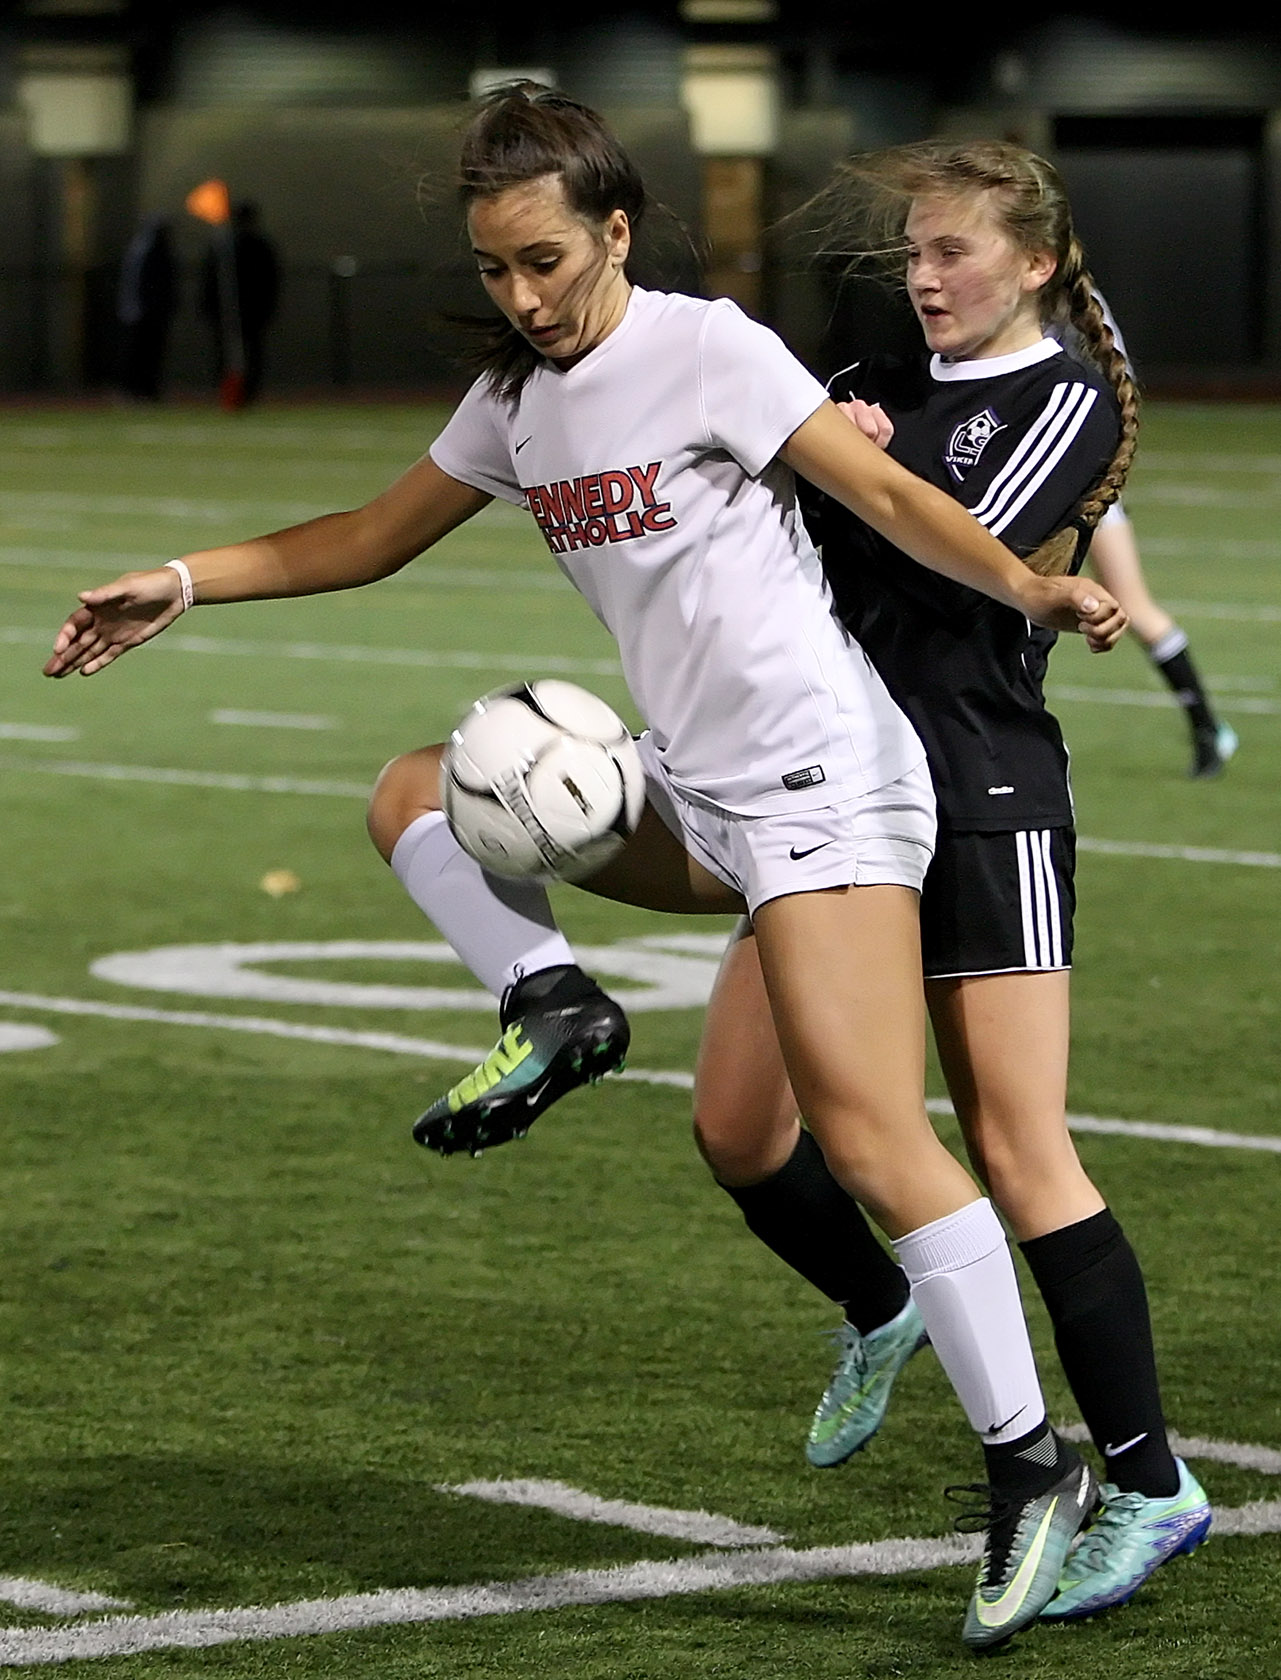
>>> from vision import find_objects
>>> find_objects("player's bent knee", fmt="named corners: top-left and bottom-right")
top-left (367, 745), bottom-right (447, 863)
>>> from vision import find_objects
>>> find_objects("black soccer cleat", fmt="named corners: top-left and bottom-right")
top-left (412, 965), bottom-right (630, 1157)
top-left (1189, 720), bottom-right (1238, 779)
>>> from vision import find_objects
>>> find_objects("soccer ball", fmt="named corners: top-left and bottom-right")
top-left (441, 680), bottom-right (646, 883)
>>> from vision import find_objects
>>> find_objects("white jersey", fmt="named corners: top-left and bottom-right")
top-left (430, 286), bottom-right (923, 815)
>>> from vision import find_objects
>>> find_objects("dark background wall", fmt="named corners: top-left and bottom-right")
top-left (2, 6), bottom-right (1280, 395)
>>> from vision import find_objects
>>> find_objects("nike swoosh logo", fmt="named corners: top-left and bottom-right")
top-left (1103, 1432), bottom-right (1148, 1457)
top-left (515, 436), bottom-right (532, 453)
top-left (974, 1495), bottom-right (1058, 1627)
top-left (789, 841), bottom-right (833, 861)
top-left (986, 1406), bottom-right (1027, 1437)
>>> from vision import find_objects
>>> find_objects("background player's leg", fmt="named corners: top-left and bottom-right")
top-left (1087, 510), bottom-right (1236, 777)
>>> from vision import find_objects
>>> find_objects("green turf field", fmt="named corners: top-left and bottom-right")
top-left (0, 401), bottom-right (1277, 1677)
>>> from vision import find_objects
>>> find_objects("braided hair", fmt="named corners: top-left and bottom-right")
top-left (799, 139), bottom-right (1139, 576)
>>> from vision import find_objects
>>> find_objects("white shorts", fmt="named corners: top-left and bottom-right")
top-left (635, 734), bottom-right (936, 916)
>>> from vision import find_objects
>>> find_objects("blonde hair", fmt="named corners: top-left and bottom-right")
top-left (803, 140), bottom-right (1137, 575)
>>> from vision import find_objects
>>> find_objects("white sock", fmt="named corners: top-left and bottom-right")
top-left (389, 811), bottom-right (575, 997)
top-left (895, 1199), bottom-right (1047, 1446)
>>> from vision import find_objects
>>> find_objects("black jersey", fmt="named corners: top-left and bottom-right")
top-left (811, 340), bottom-right (1120, 832)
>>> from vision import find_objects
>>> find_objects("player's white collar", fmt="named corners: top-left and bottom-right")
top-left (930, 338), bottom-right (1059, 382)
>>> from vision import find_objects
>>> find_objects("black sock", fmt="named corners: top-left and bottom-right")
top-left (1021, 1209), bottom-right (1179, 1498)
top-left (720, 1129), bottom-right (910, 1332)
top-left (983, 1416), bottom-right (1075, 1502)
top-left (1151, 632), bottom-right (1217, 735)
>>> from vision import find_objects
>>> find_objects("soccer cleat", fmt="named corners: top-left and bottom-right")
top-left (1040, 1458), bottom-right (1211, 1622)
top-left (805, 1296), bottom-right (929, 1467)
top-left (1189, 720), bottom-right (1238, 778)
top-left (956, 1452), bottom-right (1098, 1651)
top-left (412, 965), bottom-right (629, 1156)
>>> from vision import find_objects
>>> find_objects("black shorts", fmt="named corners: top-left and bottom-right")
top-left (919, 827), bottom-right (1076, 979)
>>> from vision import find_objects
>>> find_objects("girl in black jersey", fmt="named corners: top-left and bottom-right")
top-left (693, 140), bottom-right (1211, 1624)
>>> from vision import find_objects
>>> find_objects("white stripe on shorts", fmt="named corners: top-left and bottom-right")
top-left (1016, 829), bottom-right (1065, 969)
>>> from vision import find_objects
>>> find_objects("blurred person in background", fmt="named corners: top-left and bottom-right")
top-left (200, 201), bottom-right (281, 404)
top-left (116, 214), bottom-right (178, 402)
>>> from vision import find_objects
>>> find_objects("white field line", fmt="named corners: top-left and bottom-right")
top-left (438, 1481), bottom-right (782, 1548)
top-left (0, 626), bottom-right (619, 678)
top-left (0, 1025), bottom-right (58, 1053)
top-left (0, 551), bottom-right (568, 592)
top-left (1, 746), bottom-right (1279, 869)
top-left (0, 725), bottom-right (78, 742)
top-left (0, 988), bottom-right (1277, 1156)
top-left (1050, 684), bottom-right (1281, 716)
top-left (0, 1538), bottom-right (984, 1667)
top-left (0, 1582), bottom-right (129, 1619)
top-left (1075, 836), bottom-right (1281, 869)
top-left (209, 710), bottom-right (336, 731)
top-left (0, 759), bottom-right (373, 799)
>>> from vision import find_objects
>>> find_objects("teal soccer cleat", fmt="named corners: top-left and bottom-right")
top-left (412, 965), bottom-right (628, 1156)
top-left (805, 1296), bottom-right (929, 1467)
top-left (1040, 1458), bottom-right (1211, 1622)
top-left (959, 1453), bottom-right (1098, 1651)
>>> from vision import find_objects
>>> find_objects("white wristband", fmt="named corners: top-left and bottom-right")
top-left (165, 559), bottom-right (195, 612)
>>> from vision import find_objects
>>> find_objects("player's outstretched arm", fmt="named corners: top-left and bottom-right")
top-left (45, 458), bottom-right (490, 678)
top-left (783, 401), bottom-right (1128, 652)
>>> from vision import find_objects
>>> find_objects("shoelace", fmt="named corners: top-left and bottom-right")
top-left (822, 1324), bottom-right (868, 1384)
top-left (945, 1483), bottom-right (1027, 1583)
top-left (1066, 1490), bottom-right (1147, 1574)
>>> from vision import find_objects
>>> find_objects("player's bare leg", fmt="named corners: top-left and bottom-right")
top-left (694, 921), bottom-right (925, 1464)
top-left (926, 970), bottom-right (1100, 1241)
top-left (751, 886), bottom-right (1093, 1644)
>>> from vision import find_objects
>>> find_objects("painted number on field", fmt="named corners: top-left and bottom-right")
top-left (89, 935), bottom-right (729, 1013)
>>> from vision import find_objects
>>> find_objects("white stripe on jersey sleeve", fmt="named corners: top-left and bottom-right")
top-left (969, 383), bottom-right (1099, 536)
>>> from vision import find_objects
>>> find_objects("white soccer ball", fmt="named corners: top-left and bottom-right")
top-left (441, 680), bottom-right (646, 883)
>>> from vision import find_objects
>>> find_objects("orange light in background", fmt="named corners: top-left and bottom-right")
top-left (185, 178), bottom-right (231, 226)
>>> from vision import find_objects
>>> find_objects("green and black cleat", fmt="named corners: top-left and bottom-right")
top-left (412, 964), bottom-right (629, 1156)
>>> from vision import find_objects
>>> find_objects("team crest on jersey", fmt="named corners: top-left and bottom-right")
top-left (945, 408), bottom-right (1006, 481)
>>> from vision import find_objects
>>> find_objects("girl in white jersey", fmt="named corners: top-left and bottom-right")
top-left (45, 86), bottom-right (1126, 1650)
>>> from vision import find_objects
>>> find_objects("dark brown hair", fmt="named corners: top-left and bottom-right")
top-left (801, 140), bottom-right (1138, 575)
top-left (456, 82), bottom-right (647, 401)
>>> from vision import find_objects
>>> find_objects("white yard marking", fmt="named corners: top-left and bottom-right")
top-left (1050, 684), bottom-right (1280, 716)
top-left (0, 550), bottom-right (566, 591)
top-left (0, 725), bottom-right (78, 742)
top-left (1076, 836), bottom-right (1281, 870)
top-left (439, 1481), bottom-right (782, 1547)
top-left (0, 986), bottom-right (1277, 1156)
top-left (0, 1025), bottom-right (58, 1054)
top-left (0, 1540), bottom-right (982, 1666)
top-left (0, 1582), bottom-right (129, 1619)
top-left (0, 1431), bottom-right (1278, 1666)
top-left (0, 757), bottom-right (372, 799)
top-left (209, 710), bottom-right (336, 731)
top-left (1, 741), bottom-right (1277, 869)
top-left (89, 937), bottom-right (723, 1015)
top-left (1, 625), bottom-right (619, 678)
